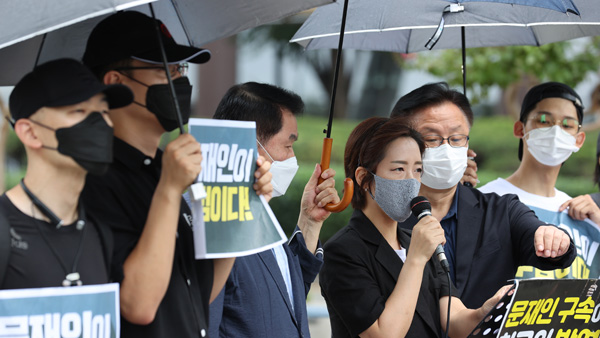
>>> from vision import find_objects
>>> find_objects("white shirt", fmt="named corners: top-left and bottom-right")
top-left (395, 248), bottom-right (407, 263)
top-left (271, 244), bottom-right (294, 311)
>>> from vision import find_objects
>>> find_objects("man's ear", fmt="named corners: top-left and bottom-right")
top-left (103, 70), bottom-right (123, 85)
top-left (256, 137), bottom-right (275, 163)
top-left (14, 119), bottom-right (43, 149)
top-left (513, 120), bottom-right (525, 139)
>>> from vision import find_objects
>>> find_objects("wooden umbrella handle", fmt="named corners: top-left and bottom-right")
top-left (319, 137), bottom-right (353, 213)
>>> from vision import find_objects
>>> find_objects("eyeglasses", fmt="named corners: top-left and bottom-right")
top-left (422, 134), bottom-right (469, 148)
top-left (114, 63), bottom-right (189, 77)
top-left (527, 113), bottom-right (581, 134)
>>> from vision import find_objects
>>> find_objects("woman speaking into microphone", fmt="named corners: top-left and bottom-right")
top-left (319, 117), bottom-right (509, 338)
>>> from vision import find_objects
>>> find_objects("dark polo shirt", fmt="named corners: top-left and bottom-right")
top-left (0, 195), bottom-right (109, 289)
top-left (82, 137), bottom-right (213, 338)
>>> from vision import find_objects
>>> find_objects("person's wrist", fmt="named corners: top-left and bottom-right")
top-left (156, 178), bottom-right (185, 199)
top-left (404, 254), bottom-right (427, 268)
top-left (298, 215), bottom-right (322, 230)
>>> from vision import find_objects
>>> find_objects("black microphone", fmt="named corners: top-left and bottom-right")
top-left (410, 196), bottom-right (450, 273)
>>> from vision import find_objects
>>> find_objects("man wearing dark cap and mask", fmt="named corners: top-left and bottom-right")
top-left (480, 82), bottom-right (600, 279)
top-left (0, 58), bottom-right (133, 289)
top-left (80, 11), bottom-right (272, 338)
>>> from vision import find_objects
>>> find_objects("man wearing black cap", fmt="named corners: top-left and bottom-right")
top-left (480, 82), bottom-right (600, 280)
top-left (391, 82), bottom-right (576, 309)
top-left (79, 11), bottom-right (271, 338)
top-left (0, 58), bottom-right (133, 289)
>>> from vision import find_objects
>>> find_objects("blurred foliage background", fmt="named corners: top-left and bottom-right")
top-left (412, 38), bottom-right (600, 105)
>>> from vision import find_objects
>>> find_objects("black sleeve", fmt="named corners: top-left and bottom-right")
top-left (287, 226), bottom-right (323, 297)
top-left (429, 256), bottom-right (459, 300)
top-left (320, 236), bottom-right (386, 337)
top-left (506, 195), bottom-right (576, 270)
top-left (0, 198), bottom-right (11, 285)
top-left (81, 176), bottom-right (140, 283)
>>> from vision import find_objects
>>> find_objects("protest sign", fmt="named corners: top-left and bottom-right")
top-left (188, 118), bottom-right (286, 259)
top-left (0, 283), bottom-right (119, 338)
top-left (469, 279), bottom-right (600, 338)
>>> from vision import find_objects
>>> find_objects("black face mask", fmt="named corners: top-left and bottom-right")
top-left (31, 112), bottom-right (114, 175)
top-left (129, 76), bottom-right (193, 132)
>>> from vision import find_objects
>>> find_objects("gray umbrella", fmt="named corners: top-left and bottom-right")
top-left (292, 0), bottom-right (599, 52)
top-left (290, 0), bottom-right (600, 92)
top-left (0, 0), bottom-right (333, 86)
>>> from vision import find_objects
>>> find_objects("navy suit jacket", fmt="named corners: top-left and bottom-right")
top-left (399, 184), bottom-right (576, 308)
top-left (209, 227), bottom-right (323, 337)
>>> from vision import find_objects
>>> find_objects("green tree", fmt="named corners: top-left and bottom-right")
top-left (411, 37), bottom-right (600, 106)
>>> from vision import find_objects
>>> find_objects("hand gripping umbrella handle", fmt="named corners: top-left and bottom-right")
top-left (319, 137), bottom-right (353, 213)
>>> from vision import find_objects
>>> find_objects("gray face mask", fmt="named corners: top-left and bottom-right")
top-left (368, 174), bottom-right (421, 222)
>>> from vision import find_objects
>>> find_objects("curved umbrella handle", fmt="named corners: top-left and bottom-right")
top-left (319, 137), bottom-right (353, 213)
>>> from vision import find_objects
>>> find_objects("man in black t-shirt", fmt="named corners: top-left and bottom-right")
top-left (80, 12), bottom-right (272, 338)
top-left (1, 58), bottom-right (133, 289)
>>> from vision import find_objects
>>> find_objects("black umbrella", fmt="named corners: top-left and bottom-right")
top-left (0, 0), bottom-right (334, 132)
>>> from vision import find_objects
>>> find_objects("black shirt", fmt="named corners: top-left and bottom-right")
top-left (81, 137), bottom-right (213, 338)
top-left (0, 195), bottom-right (108, 289)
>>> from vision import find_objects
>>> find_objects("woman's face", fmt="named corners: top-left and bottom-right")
top-left (373, 137), bottom-right (423, 182)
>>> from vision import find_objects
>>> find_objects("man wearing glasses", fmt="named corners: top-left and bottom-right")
top-left (480, 82), bottom-right (600, 280)
top-left (79, 11), bottom-right (272, 338)
top-left (390, 82), bottom-right (575, 309)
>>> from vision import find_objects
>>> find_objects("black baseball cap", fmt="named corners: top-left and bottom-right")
top-left (9, 58), bottom-right (134, 121)
top-left (518, 82), bottom-right (584, 161)
top-left (83, 11), bottom-right (211, 69)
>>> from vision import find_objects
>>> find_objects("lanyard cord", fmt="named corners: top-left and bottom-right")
top-left (21, 180), bottom-right (87, 286)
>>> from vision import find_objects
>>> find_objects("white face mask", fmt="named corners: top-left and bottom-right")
top-left (524, 125), bottom-right (579, 166)
top-left (258, 140), bottom-right (299, 198)
top-left (421, 144), bottom-right (468, 190)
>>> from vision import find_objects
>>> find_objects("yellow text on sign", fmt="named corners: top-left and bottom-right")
top-left (203, 186), bottom-right (254, 222)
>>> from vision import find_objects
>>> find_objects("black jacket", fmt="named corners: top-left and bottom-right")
top-left (399, 184), bottom-right (576, 309)
top-left (320, 209), bottom-right (458, 338)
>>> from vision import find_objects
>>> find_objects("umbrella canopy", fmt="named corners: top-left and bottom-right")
top-left (0, 0), bottom-right (150, 50)
top-left (0, 0), bottom-right (333, 85)
top-left (290, 0), bottom-right (600, 53)
top-left (454, 0), bottom-right (580, 14)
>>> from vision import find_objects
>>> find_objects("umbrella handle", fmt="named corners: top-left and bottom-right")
top-left (319, 137), bottom-right (353, 213)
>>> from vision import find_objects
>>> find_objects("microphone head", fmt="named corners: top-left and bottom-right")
top-left (410, 196), bottom-right (431, 219)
